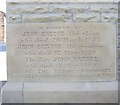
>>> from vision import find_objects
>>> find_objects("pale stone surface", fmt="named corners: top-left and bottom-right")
top-left (1, 82), bottom-right (23, 103)
top-left (101, 13), bottom-right (118, 22)
top-left (24, 82), bottom-right (117, 91)
top-left (24, 91), bottom-right (118, 103)
top-left (22, 14), bottom-right (72, 23)
top-left (7, 14), bottom-right (22, 23)
top-left (73, 13), bottom-right (100, 22)
top-left (49, 4), bottom-right (90, 13)
top-left (90, 3), bottom-right (118, 13)
top-left (1, 82), bottom-right (118, 103)
top-left (7, 23), bottom-right (116, 82)
top-left (2, 0), bottom-right (119, 104)
top-left (7, 4), bottom-right (49, 14)
top-left (6, 0), bottom-right (114, 3)
top-left (6, 2), bottom-right (118, 24)
top-left (24, 82), bottom-right (118, 103)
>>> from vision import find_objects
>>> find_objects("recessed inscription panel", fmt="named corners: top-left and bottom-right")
top-left (7, 23), bottom-right (116, 82)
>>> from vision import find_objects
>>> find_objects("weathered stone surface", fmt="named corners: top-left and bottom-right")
top-left (90, 3), bottom-right (118, 13)
top-left (7, 23), bottom-right (116, 82)
top-left (73, 13), bottom-right (100, 22)
top-left (7, 14), bottom-right (22, 23)
top-left (22, 14), bottom-right (72, 23)
top-left (6, 2), bottom-right (118, 24)
top-left (7, 4), bottom-right (49, 14)
top-left (49, 4), bottom-right (90, 13)
top-left (101, 13), bottom-right (118, 22)
top-left (1, 1), bottom-right (119, 104)
top-left (6, 0), bottom-right (114, 3)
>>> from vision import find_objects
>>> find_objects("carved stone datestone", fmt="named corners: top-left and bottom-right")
top-left (7, 23), bottom-right (116, 82)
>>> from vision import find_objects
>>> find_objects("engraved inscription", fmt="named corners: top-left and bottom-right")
top-left (7, 23), bottom-right (116, 82)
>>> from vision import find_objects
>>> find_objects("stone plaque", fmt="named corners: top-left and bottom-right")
top-left (7, 23), bottom-right (116, 82)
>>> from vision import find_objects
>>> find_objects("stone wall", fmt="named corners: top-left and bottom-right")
top-left (7, 2), bottom-right (118, 23)
top-left (0, 11), bottom-right (5, 42)
top-left (6, 1), bottom-right (119, 79)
